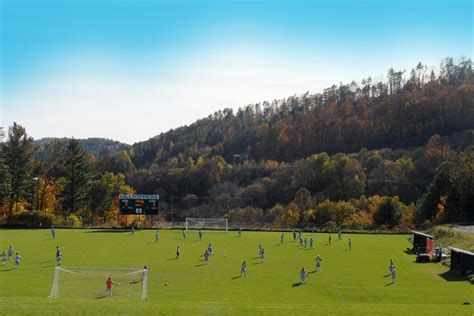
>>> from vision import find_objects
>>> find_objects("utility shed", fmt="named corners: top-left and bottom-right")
top-left (450, 247), bottom-right (474, 276)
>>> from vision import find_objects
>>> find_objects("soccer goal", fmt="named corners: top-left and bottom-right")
top-left (185, 218), bottom-right (228, 231)
top-left (49, 266), bottom-right (148, 300)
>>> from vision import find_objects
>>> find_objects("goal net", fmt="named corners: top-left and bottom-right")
top-left (49, 266), bottom-right (148, 300)
top-left (185, 218), bottom-right (228, 231)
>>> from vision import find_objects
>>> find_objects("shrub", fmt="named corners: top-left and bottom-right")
top-left (9, 211), bottom-right (56, 228)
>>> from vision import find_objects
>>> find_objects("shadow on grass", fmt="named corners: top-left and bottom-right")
top-left (383, 274), bottom-right (391, 278)
top-left (167, 258), bottom-right (178, 261)
top-left (292, 282), bottom-right (303, 287)
top-left (195, 263), bottom-right (207, 267)
top-left (232, 275), bottom-right (242, 280)
top-left (404, 248), bottom-right (417, 255)
top-left (96, 295), bottom-right (107, 299)
top-left (40, 260), bottom-right (52, 264)
top-left (438, 271), bottom-right (467, 282)
top-left (309, 270), bottom-right (317, 274)
top-left (385, 282), bottom-right (394, 286)
top-left (0, 268), bottom-right (14, 272)
top-left (253, 262), bottom-right (263, 265)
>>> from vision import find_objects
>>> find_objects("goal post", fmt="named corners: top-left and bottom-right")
top-left (185, 218), bottom-right (228, 232)
top-left (49, 266), bottom-right (148, 300)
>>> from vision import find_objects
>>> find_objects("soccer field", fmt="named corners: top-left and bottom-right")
top-left (0, 229), bottom-right (472, 315)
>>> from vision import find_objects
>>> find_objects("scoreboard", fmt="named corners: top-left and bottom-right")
top-left (119, 194), bottom-right (159, 215)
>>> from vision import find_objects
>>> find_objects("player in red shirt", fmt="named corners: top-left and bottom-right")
top-left (105, 277), bottom-right (117, 297)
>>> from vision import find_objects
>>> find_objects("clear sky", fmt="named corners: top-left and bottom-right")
top-left (1, 0), bottom-right (472, 144)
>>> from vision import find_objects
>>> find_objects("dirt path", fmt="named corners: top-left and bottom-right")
top-left (453, 225), bottom-right (474, 234)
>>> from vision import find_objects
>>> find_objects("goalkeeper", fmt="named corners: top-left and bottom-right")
top-left (105, 277), bottom-right (117, 297)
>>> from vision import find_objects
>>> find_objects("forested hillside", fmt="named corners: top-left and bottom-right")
top-left (131, 58), bottom-right (473, 167)
top-left (35, 138), bottom-right (130, 159)
top-left (1, 57), bottom-right (473, 228)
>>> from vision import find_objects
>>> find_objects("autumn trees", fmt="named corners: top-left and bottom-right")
top-left (0, 57), bottom-right (472, 228)
top-left (0, 126), bottom-right (134, 226)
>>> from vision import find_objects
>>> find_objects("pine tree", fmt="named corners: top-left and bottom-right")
top-left (60, 139), bottom-right (95, 219)
top-left (3, 123), bottom-right (36, 219)
top-left (0, 128), bottom-right (11, 215)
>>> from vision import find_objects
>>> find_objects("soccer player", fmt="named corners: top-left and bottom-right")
top-left (131, 226), bottom-right (135, 235)
top-left (14, 253), bottom-right (21, 269)
top-left (51, 225), bottom-right (56, 239)
top-left (56, 250), bottom-right (62, 266)
top-left (198, 229), bottom-right (203, 241)
top-left (389, 259), bottom-right (394, 273)
top-left (279, 233), bottom-right (284, 245)
top-left (293, 229), bottom-right (297, 241)
top-left (391, 266), bottom-right (396, 283)
top-left (55, 246), bottom-right (61, 257)
top-left (238, 227), bottom-right (242, 237)
top-left (348, 238), bottom-right (352, 250)
top-left (182, 229), bottom-right (187, 239)
top-left (258, 244), bottom-right (262, 256)
top-left (204, 250), bottom-right (209, 264)
top-left (241, 260), bottom-right (247, 276)
top-left (7, 246), bottom-right (13, 259)
top-left (105, 277), bottom-right (117, 297)
top-left (299, 235), bottom-right (303, 246)
top-left (176, 246), bottom-right (180, 259)
top-left (1, 251), bottom-right (6, 265)
top-left (304, 238), bottom-right (307, 249)
top-left (208, 243), bottom-right (213, 256)
top-left (309, 238), bottom-right (313, 249)
top-left (328, 234), bottom-right (332, 245)
top-left (300, 268), bottom-right (308, 284)
top-left (315, 255), bottom-right (322, 271)
top-left (155, 231), bottom-right (160, 243)
top-left (260, 248), bottom-right (265, 263)
top-left (338, 230), bottom-right (342, 240)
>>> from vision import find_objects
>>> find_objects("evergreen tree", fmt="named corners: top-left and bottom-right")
top-left (60, 139), bottom-right (95, 219)
top-left (3, 123), bottom-right (35, 219)
top-left (0, 128), bottom-right (11, 214)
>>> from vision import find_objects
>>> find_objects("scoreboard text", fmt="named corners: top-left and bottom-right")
top-left (119, 194), bottom-right (159, 215)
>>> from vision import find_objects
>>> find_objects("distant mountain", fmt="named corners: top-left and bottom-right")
top-left (130, 58), bottom-right (473, 169)
top-left (35, 137), bottom-right (130, 158)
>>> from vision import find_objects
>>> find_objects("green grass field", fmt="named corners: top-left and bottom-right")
top-left (0, 229), bottom-right (472, 315)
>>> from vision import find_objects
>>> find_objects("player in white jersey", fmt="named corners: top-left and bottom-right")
top-left (300, 268), bottom-right (308, 284)
top-left (14, 253), bottom-right (21, 269)
top-left (315, 255), bottom-right (322, 271)
top-left (241, 260), bottom-right (247, 276)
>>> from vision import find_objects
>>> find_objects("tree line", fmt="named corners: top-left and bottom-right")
top-left (0, 57), bottom-right (472, 228)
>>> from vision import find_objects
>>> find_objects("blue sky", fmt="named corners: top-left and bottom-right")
top-left (1, 0), bottom-right (472, 144)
